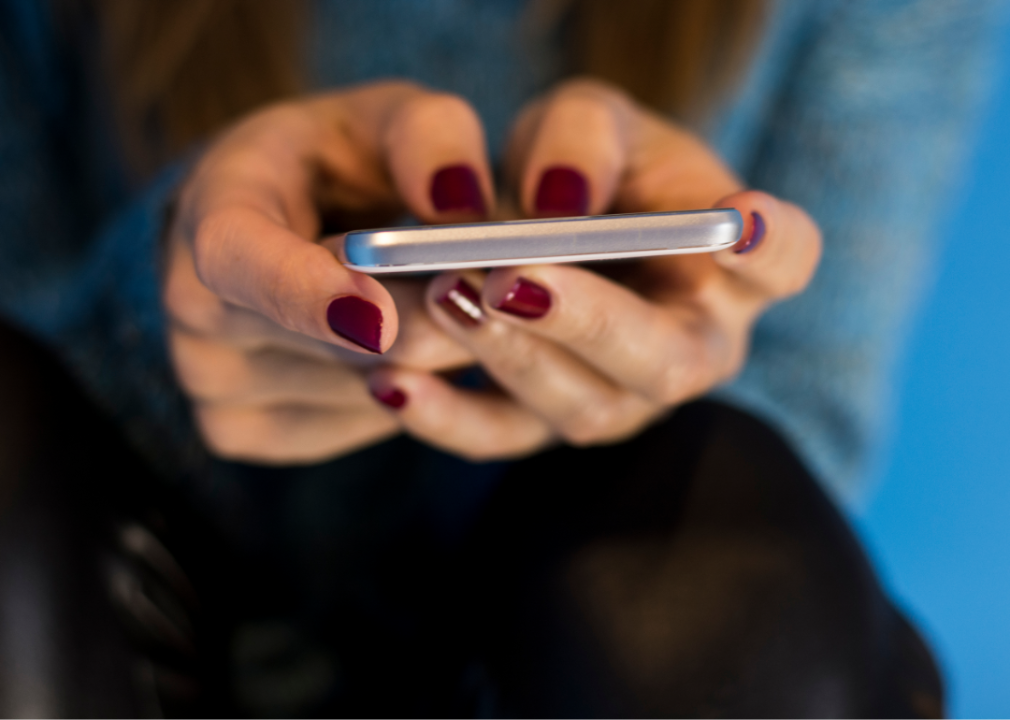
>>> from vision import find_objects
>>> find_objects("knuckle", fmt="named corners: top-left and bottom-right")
top-left (535, 94), bottom-right (623, 164)
top-left (163, 274), bottom-right (209, 333)
top-left (568, 302), bottom-right (614, 347)
top-left (789, 227), bottom-right (823, 296)
top-left (253, 102), bottom-right (314, 135)
top-left (395, 92), bottom-right (479, 137)
top-left (174, 343), bottom-right (252, 403)
top-left (651, 339), bottom-right (711, 406)
top-left (456, 444), bottom-right (499, 463)
top-left (195, 405), bottom-right (263, 460)
top-left (542, 91), bottom-right (613, 129)
top-left (197, 405), bottom-right (314, 464)
top-left (775, 247), bottom-right (820, 299)
top-left (259, 249), bottom-right (309, 331)
top-left (163, 247), bottom-right (232, 336)
top-left (710, 328), bottom-right (748, 387)
top-left (781, 273), bottom-right (808, 299)
top-left (165, 289), bottom-right (230, 339)
top-left (486, 332), bottom-right (541, 383)
top-left (458, 432), bottom-right (539, 462)
top-left (385, 330), bottom-right (467, 371)
top-left (553, 77), bottom-right (630, 106)
top-left (191, 209), bottom-right (243, 293)
top-left (557, 401), bottom-right (621, 447)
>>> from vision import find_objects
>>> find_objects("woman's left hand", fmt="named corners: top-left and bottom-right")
top-left (368, 80), bottom-right (822, 460)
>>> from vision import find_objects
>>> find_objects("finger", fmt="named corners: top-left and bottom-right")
top-left (712, 190), bottom-right (823, 300)
top-left (479, 264), bottom-right (735, 405)
top-left (615, 109), bottom-right (742, 212)
top-left (426, 272), bottom-right (660, 445)
top-left (375, 91), bottom-right (495, 223)
top-left (506, 79), bottom-right (742, 218)
top-left (180, 83), bottom-right (494, 356)
top-left (379, 277), bottom-right (476, 370)
top-left (195, 402), bottom-right (400, 465)
top-left (168, 240), bottom-right (473, 370)
top-left (251, 84), bottom-right (493, 225)
top-left (165, 235), bottom-right (358, 361)
top-left (184, 200), bottom-right (399, 354)
top-left (367, 367), bottom-right (554, 462)
top-left (170, 330), bottom-right (376, 408)
top-left (506, 80), bottom-right (631, 217)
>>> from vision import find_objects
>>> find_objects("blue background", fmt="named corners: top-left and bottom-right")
top-left (856, 26), bottom-right (1010, 719)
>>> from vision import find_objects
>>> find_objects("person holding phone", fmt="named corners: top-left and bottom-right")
top-left (164, 79), bottom-right (819, 466)
top-left (0, 0), bottom-right (1002, 715)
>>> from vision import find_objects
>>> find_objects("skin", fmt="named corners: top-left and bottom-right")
top-left (164, 79), bottom-right (821, 465)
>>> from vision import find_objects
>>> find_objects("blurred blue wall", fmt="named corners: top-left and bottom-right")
top-left (856, 26), bottom-right (1010, 719)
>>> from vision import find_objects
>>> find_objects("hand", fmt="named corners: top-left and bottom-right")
top-left (367, 80), bottom-right (822, 460)
top-left (164, 82), bottom-right (498, 464)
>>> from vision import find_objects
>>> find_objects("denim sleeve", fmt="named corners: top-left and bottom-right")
top-left (0, 6), bottom-right (205, 479)
top-left (716, 0), bottom-right (1009, 506)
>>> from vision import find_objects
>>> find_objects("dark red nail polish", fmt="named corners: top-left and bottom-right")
top-left (735, 211), bottom-right (766, 254)
top-left (431, 164), bottom-right (486, 215)
top-left (436, 278), bottom-right (485, 327)
top-left (492, 277), bottom-right (551, 319)
top-left (326, 296), bottom-right (383, 353)
top-left (371, 387), bottom-right (407, 410)
top-left (534, 166), bottom-right (590, 217)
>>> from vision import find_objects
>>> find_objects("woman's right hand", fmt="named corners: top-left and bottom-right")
top-left (163, 82), bottom-right (493, 464)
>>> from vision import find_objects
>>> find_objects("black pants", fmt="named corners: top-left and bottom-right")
top-left (0, 322), bottom-right (942, 718)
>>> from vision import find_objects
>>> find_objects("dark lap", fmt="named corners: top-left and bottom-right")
top-left (0, 322), bottom-right (942, 718)
top-left (469, 402), bottom-right (942, 717)
top-left (0, 323), bottom-right (142, 716)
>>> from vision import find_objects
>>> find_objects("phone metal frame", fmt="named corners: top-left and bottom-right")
top-left (338, 208), bottom-right (742, 274)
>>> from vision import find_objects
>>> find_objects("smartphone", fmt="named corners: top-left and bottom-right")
top-left (339, 208), bottom-right (741, 275)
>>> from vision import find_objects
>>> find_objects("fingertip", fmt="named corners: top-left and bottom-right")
top-left (371, 384), bottom-right (409, 410)
top-left (712, 190), bottom-right (779, 264)
top-left (735, 210), bottom-right (767, 255)
top-left (533, 165), bottom-right (590, 217)
top-left (317, 235), bottom-right (402, 354)
top-left (430, 164), bottom-right (488, 218)
top-left (368, 366), bottom-right (441, 416)
top-left (382, 92), bottom-right (495, 223)
top-left (367, 366), bottom-right (407, 407)
top-left (515, 87), bottom-right (627, 217)
top-left (712, 189), bottom-right (822, 299)
top-left (484, 272), bottom-right (552, 320)
top-left (427, 271), bottom-right (488, 329)
top-left (325, 295), bottom-right (386, 354)
top-left (325, 274), bottom-right (400, 354)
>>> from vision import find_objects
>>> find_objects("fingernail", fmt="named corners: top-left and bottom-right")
top-left (431, 164), bottom-right (487, 215)
top-left (735, 211), bottom-right (766, 254)
top-left (326, 296), bottom-right (383, 353)
top-left (534, 166), bottom-right (589, 217)
top-left (492, 277), bottom-right (551, 319)
top-left (436, 278), bottom-right (485, 328)
top-left (371, 386), bottom-right (407, 410)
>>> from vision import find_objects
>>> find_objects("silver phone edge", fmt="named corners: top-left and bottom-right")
top-left (338, 208), bottom-right (743, 274)
top-left (344, 240), bottom-right (738, 275)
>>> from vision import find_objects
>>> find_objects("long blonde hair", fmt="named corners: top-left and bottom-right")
top-left (86, 0), bottom-right (766, 173)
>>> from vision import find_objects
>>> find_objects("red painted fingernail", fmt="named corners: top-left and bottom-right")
top-left (326, 296), bottom-right (383, 353)
top-left (534, 166), bottom-right (589, 217)
top-left (735, 211), bottom-right (766, 254)
top-left (436, 278), bottom-right (485, 328)
top-left (371, 386), bottom-right (407, 410)
top-left (431, 164), bottom-right (486, 215)
top-left (492, 277), bottom-right (551, 319)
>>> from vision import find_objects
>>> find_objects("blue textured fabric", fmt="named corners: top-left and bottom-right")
top-left (711, 0), bottom-right (1010, 503)
top-left (0, 0), bottom-right (1004, 505)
